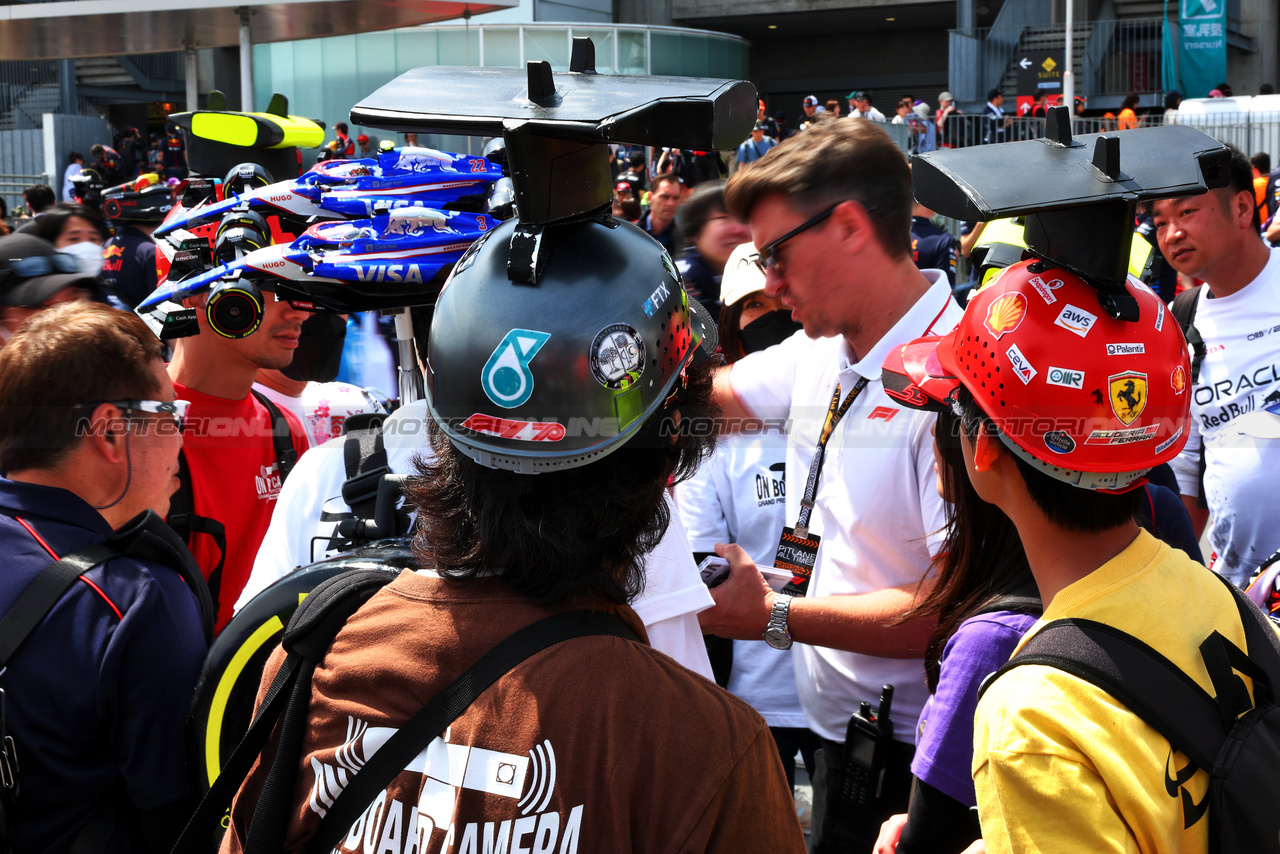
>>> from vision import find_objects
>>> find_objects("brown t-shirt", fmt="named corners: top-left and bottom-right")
top-left (222, 570), bottom-right (805, 854)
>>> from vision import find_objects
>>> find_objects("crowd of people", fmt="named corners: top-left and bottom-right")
top-left (0, 94), bottom-right (1277, 854)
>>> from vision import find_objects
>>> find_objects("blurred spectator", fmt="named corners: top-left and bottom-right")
top-left (737, 122), bottom-right (777, 166)
top-left (403, 132), bottom-right (419, 146)
top-left (641, 173), bottom-right (682, 250)
top-left (913, 102), bottom-right (937, 152)
top-left (161, 125), bottom-right (187, 181)
top-left (1117, 93), bottom-right (1141, 130)
top-left (774, 110), bottom-right (795, 141)
top-left (1261, 83), bottom-right (1275, 95)
top-left (26, 204), bottom-right (107, 278)
top-left (612, 187), bottom-right (641, 223)
top-left (0, 233), bottom-right (95, 342)
top-left (937, 91), bottom-right (962, 148)
top-left (333, 122), bottom-right (355, 157)
top-left (891, 98), bottom-right (912, 125)
top-left (658, 147), bottom-right (725, 188)
top-left (801, 95), bottom-right (825, 127)
top-left (22, 184), bottom-right (55, 218)
top-left (147, 135), bottom-right (165, 172)
top-left (982, 88), bottom-right (1011, 143)
top-left (825, 99), bottom-right (842, 117)
top-left (356, 134), bottom-right (375, 156)
top-left (115, 126), bottom-right (144, 177)
top-left (1251, 152), bottom-right (1270, 220)
top-left (90, 144), bottom-right (124, 186)
top-left (62, 152), bottom-right (84, 202)
top-left (756, 99), bottom-right (779, 139)
top-left (1163, 90), bottom-right (1182, 125)
top-left (911, 199), bottom-right (959, 288)
top-left (848, 90), bottom-right (886, 122)
top-left (618, 150), bottom-right (649, 195)
top-left (674, 180), bottom-right (751, 319)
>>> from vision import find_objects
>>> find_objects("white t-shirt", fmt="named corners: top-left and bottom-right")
top-left (242, 400), bottom-right (716, 679)
top-left (252, 381), bottom-right (384, 448)
top-left (729, 271), bottom-right (962, 742)
top-left (676, 429), bottom-right (809, 728)
top-left (1170, 248), bottom-right (1280, 585)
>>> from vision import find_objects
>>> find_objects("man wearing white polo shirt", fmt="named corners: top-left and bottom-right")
top-left (700, 118), bottom-right (963, 853)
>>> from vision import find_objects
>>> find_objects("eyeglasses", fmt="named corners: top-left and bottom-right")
top-left (108, 399), bottom-right (190, 431)
top-left (753, 203), bottom-right (842, 276)
top-left (1, 253), bottom-right (80, 280)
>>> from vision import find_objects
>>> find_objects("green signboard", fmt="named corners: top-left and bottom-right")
top-left (1177, 0), bottom-right (1227, 98)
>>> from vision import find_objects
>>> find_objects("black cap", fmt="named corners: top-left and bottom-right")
top-left (987, 87), bottom-right (1003, 101)
top-left (0, 233), bottom-right (98, 307)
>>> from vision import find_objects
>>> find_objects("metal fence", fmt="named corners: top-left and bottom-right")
top-left (937, 111), bottom-right (1280, 163)
top-left (951, 17), bottom-right (1165, 105)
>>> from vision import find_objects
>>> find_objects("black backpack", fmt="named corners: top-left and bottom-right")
top-left (979, 573), bottom-right (1280, 853)
top-left (172, 569), bottom-right (635, 854)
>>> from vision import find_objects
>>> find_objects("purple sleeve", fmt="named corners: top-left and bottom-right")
top-left (909, 611), bottom-right (1038, 806)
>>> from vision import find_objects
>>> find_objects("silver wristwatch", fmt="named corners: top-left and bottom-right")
top-left (763, 595), bottom-right (793, 650)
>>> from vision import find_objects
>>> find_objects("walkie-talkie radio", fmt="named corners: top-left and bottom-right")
top-left (840, 684), bottom-right (895, 808)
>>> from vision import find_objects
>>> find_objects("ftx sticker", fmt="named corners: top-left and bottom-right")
top-left (482, 329), bottom-right (551, 408)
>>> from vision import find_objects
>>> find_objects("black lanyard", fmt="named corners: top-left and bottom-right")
top-left (794, 376), bottom-right (869, 538)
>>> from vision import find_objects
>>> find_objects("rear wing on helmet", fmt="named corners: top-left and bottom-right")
top-left (912, 107), bottom-right (1230, 319)
top-left (350, 38), bottom-right (756, 229)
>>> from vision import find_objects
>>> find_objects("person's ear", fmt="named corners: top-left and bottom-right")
top-left (84, 403), bottom-right (128, 463)
top-left (972, 427), bottom-right (1002, 473)
top-left (834, 199), bottom-right (873, 256)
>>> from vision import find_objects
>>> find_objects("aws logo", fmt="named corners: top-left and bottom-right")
top-left (482, 329), bottom-right (551, 408)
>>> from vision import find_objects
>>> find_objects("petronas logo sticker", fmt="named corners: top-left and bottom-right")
top-left (482, 329), bottom-right (551, 408)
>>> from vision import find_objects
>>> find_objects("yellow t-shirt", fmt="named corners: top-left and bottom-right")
top-left (973, 531), bottom-right (1265, 854)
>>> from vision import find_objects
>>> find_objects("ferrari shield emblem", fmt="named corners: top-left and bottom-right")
top-left (1109, 371), bottom-right (1148, 425)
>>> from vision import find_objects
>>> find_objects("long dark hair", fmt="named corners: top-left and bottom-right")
top-left (900, 404), bottom-right (1033, 692)
top-left (405, 361), bottom-right (718, 605)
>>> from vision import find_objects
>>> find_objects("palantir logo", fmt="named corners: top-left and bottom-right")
top-left (482, 329), bottom-right (551, 409)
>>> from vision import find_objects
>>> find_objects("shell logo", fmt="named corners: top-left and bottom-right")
top-left (984, 292), bottom-right (1028, 340)
top-left (1171, 365), bottom-right (1187, 395)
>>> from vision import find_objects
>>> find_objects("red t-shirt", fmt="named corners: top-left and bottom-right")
top-left (174, 382), bottom-right (309, 632)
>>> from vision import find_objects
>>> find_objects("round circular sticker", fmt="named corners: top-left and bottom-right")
top-left (589, 324), bottom-right (646, 391)
top-left (1043, 430), bottom-right (1076, 454)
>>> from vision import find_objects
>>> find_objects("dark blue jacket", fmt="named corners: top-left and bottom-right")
top-left (0, 479), bottom-right (206, 853)
top-left (911, 216), bottom-right (959, 287)
top-left (101, 225), bottom-right (157, 310)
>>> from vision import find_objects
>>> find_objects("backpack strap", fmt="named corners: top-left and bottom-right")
top-left (167, 450), bottom-right (227, 618)
top-left (1169, 285), bottom-right (1208, 509)
top-left (303, 609), bottom-right (638, 854)
top-left (169, 568), bottom-right (398, 854)
top-left (250, 389), bottom-right (299, 482)
top-left (168, 393), bottom-right (299, 616)
top-left (1171, 285), bottom-right (1205, 385)
top-left (979, 571), bottom-right (1280, 776)
top-left (979, 617), bottom-right (1224, 771)
top-left (0, 542), bottom-right (118, 666)
top-left (103, 509), bottom-right (215, 643)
